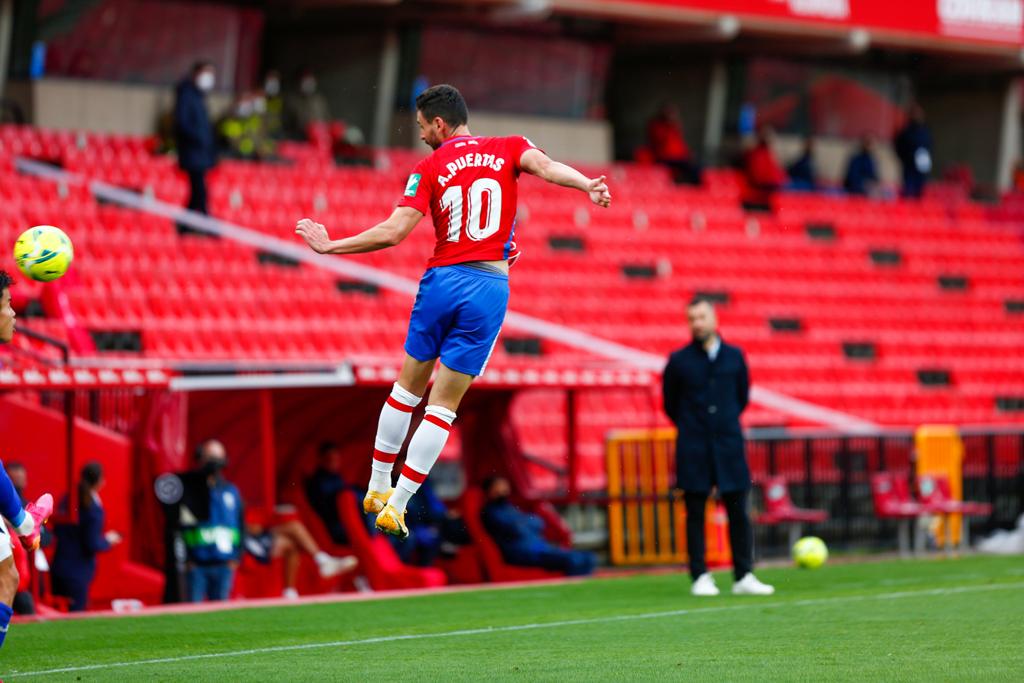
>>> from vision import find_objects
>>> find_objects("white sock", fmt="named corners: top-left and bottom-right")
top-left (369, 382), bottom-right (422, 492)
top-left (389, 405), bottom-right (456, 514)
top-left (314, 551), bottom-right (330, 566)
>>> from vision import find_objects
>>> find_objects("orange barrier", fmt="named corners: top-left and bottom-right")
top-left (607, 428), bottom-right (732, 567)
top-left (915, 425), bottom-right (964, 546)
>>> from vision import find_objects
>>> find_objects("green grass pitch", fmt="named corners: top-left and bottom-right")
top-left (3, 555), bottom-right (1023, 681)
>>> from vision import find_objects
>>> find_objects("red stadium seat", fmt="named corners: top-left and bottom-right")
top-left (755, 476), bottom-right (829, 546)
top-left (460, 488), bottom-right (564, 583)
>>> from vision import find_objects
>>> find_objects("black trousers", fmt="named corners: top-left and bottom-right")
top-left (684, 489), bottom-right (753, 580)
top-left (186, 169), bottom-right (209, 215)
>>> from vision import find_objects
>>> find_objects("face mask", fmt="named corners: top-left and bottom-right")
top-left (203, 460), bottom-right (226, 477)
top-left (196, 71), bottom-right (215, 92)
top-left (237, 102), bottom-right (254, 117)
top-left (301, 77), bottom-right (317, 95)
top-left (253, 97), bottom-right (267, 114)
top-left (264, 78), bottom-right (280, 96)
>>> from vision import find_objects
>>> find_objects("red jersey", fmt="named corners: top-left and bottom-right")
top-left (398, 135), bottom-right (537, 269)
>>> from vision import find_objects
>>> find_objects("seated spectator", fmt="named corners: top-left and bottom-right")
top-left (51, 463), bottom-right (122, 611)
top-left (393, 479), bottom-right (469, 567)
top-left (262, 69), bottom-right (286, 140)
top-left (844, 136), bottom-right (881, 196)
top-left (646, 103), bottom-right (701, 185)
top-left (304, 441), bottom-right (353, 546)
top-left (179, 440), bottom-right (243, 602)
top-left (480, 477), bottom-right (594, 577)
top-left (786, 136), bottom-right (817, 191)
top-left (286, 69), bottom-right (330, 140)
top-left (217, 92), bottom-right (276, 161)
top-left (745, 127), bottom-right (782, 198)
top-left (244, 512), bottom-right (357, 600)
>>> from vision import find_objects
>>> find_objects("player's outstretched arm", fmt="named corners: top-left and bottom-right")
top-left (520, 148), bottom-right (611, 208)
top-left (296, 207), bottom-right (424, 255)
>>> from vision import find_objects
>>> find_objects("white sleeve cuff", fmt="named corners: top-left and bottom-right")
top-left (14, 512), bottom-right (34, 537)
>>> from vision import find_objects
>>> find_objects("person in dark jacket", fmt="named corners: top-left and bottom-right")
top-left (844, 136), bottom-right (880, 196)
top-left (393, 479), bottom-right (469, 567)
top-left (304, 441), bottom-right (353, 546)
top-left (662, 297), bottom-right (773, 596)
top-left (173, 62), bottom-right (217, 218)
top-left (480, 477), bottom-right (594, 576)
top-left (51, 463), bottom-right (122, 611)
top-left (179, 440), bottom-right (243, 602)
top-left (893, 104), bottom-right (932, 199)
top-left (786, 136), bottom-right (817, 191)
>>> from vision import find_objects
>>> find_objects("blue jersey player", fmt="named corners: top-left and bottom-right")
top-left (0, 269), bottom-right (54, 645)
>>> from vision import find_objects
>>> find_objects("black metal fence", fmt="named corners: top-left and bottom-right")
top-left (746, 428), bottom-right (1024, 556)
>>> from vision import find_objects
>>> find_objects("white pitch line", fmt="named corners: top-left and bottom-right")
top-left (6, 582), bottom-right (1022, 679)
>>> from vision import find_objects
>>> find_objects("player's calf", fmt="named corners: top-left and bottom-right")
top-left (366, 382), bottom-right (423, 512)
top-left (384, 405), bottom-right (456, 518)
top-left (0, 556), bottom-right (19, 648)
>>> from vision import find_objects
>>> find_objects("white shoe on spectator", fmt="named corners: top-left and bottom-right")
top-left (732, 573), bottom-right (775, 595)
top-left (316, 553), bottom-right (359, 579)
top-left (282, 587), bottom-right (299, 600)
top-left (691, 572), bottom-right (720, 596)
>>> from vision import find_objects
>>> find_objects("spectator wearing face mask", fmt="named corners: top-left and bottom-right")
top-left (173, 61), bottom-right (218, 218)
top-left (179, 440), bottom-right (243, 602)
top-left (286, 69), bottom-right (330, 140)
top-left (262, 69), bottom-right (285, 140)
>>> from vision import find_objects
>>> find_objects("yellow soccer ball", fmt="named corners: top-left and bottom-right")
top-left (792, 536), bottom-right (829, 569)
top-left (13, 225), bottom-right (74, 282)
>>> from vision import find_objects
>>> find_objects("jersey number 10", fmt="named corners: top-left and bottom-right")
top-left (440, 179), bottom-right (502, 243)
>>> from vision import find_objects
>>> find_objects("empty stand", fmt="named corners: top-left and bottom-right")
top-left (3, 124), bottom-right (1024, 494)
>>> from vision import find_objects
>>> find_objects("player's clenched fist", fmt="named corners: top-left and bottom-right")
top-left (296, 218), bottom-right (331, 254)
top-left (588, 175), bottom-right (611, 208)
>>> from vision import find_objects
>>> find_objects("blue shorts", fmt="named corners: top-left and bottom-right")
top-left (405, 264), bottom-right (509, 377)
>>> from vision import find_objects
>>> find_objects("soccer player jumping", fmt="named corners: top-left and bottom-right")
top-left (0, 270), bottom-right (54, 646)
top-left (297, 84), bottom-right (611, 538)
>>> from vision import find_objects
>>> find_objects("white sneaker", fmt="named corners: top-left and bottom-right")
top-left (691, 572), bottom-right (720, 596)
top-left (317, 554), bottom-right (359, 579)
top-left (282, 587), bottom-right (299, 600)
top-left (731, 573), bottom-right (775, 595)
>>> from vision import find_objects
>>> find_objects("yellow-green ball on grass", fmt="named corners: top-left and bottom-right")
top-left (792, 536), bottom-right (828, 569)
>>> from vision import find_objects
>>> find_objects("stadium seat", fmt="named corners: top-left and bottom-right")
top-left (870, 472), bottom-right (933, 557)
top-left (335, 490), bottom-right (446, 590)
top-left (460, 488), bottom-right (564, 583)
top-left (915, 474), bottom-right (993, 551)
top-left (754, 476), bottom-right (829, 547)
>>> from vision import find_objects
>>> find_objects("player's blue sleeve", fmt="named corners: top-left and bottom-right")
top-left (0, 461), bottom-right (26, 528)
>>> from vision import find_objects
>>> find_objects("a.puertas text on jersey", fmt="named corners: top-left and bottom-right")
top-left (438, 152), bottom-right (506, 187)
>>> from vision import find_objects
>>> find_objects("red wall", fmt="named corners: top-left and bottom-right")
top-left (0, 395), bottom-right (161, 607)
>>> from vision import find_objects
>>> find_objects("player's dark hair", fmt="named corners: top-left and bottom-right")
top-left (192, 60), bottom-right (214, 76)
top-left (318, 441), bottom-right (339, 458)
top-left (6, 461), bottom-right (24, 472)
top-left (0, 269), bottom-right (12, 295)
top-left (416, 84), bottom-right (468, 129)
top-left (688, 295), bottom-right (715, 310)
top-left (79, 461), bottom-right (103, 510)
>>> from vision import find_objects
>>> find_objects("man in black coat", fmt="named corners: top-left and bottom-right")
top-left (662, 297), bottom-right (774, 596)
top-left (174, 62), bottom-right (217, 217)
top-left (893, 103), bottom-right (932, 199)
